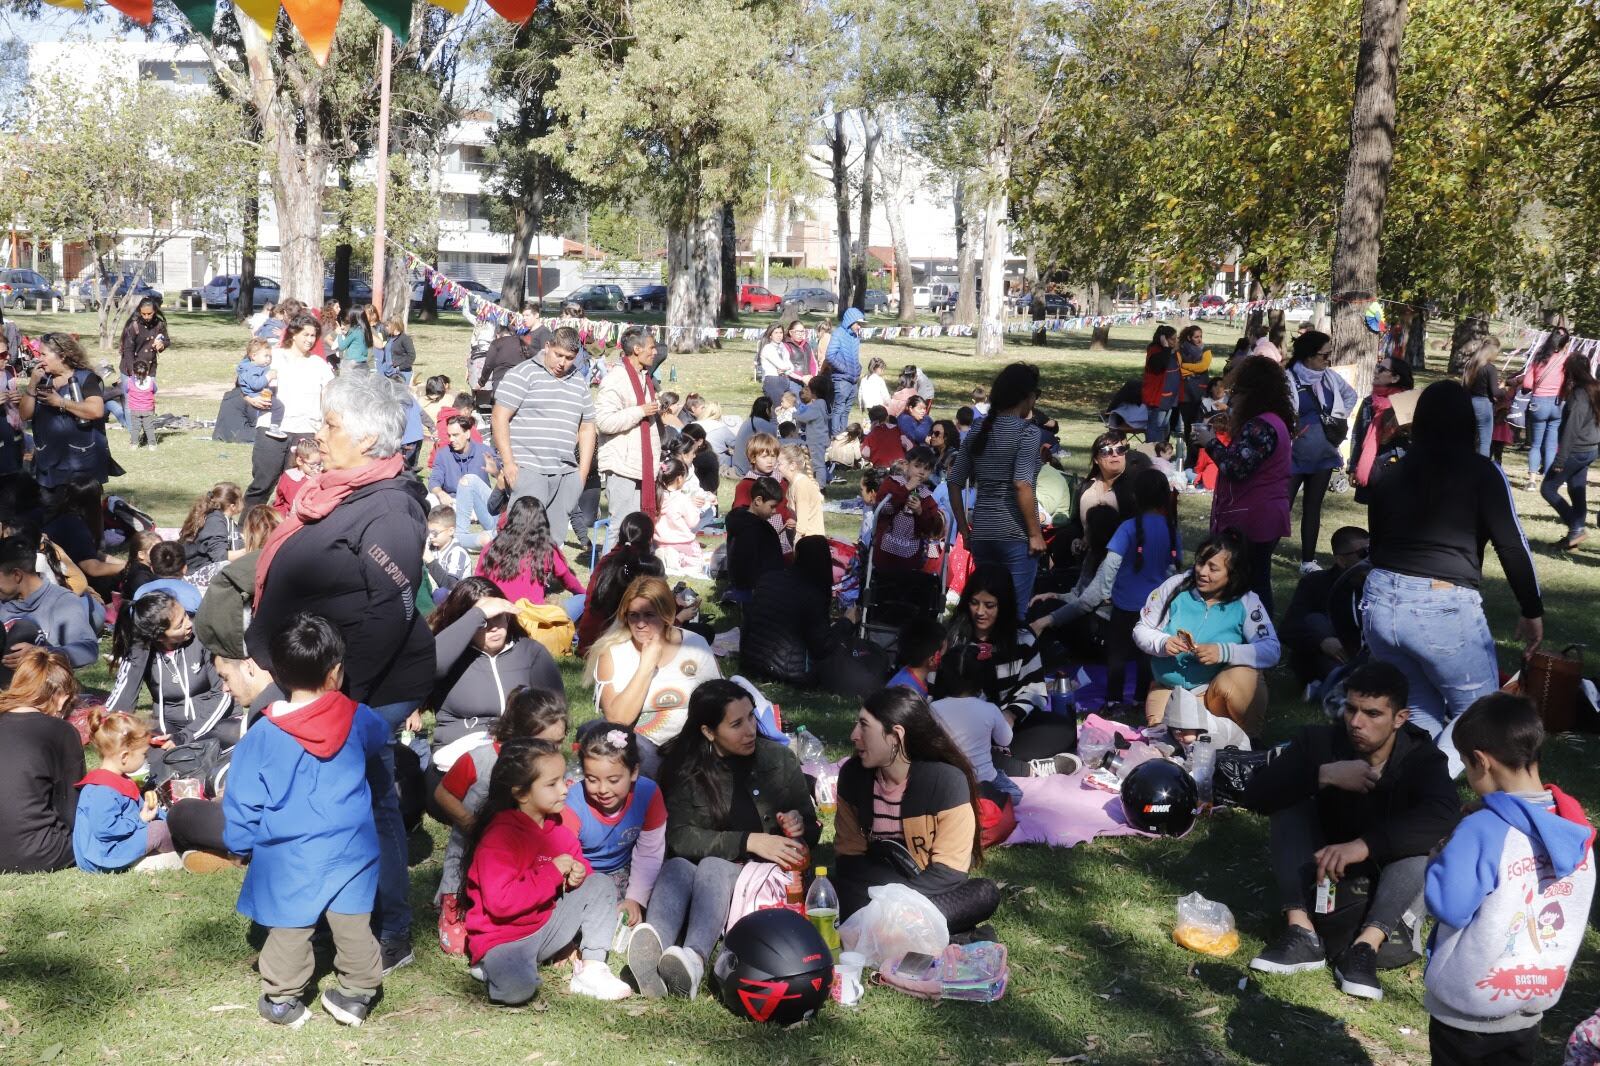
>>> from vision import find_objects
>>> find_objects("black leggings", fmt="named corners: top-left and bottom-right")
top-left (1289, 469), bottom-right (1334, 563)
top-left (836, 856), bottom-right (1000, 934)
top-left (996, 712), bottom-right (1079, 774)
top-left (1104, 607), bottom-right (1149, 708)
top-left (166, 798), bottom-right (229, 855)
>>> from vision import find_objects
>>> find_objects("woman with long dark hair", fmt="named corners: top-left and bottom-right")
top-left (118, 296), bottom-right (169, 377)
top-left (1191, 355), bottom-right (1295, 614)
top-left (730, 396), bottom-right (777, 477)
top-left (1459, 334), bottom-right (1505, 458)
top-left (1540, 353), bottom-right (1600, 550)
top-left (1350, 355), bottom-right (1415, 490)
top-left (474, 496), bottom-right (583, 606)
top-left (626, 679), bottom-right (819, 999)
top-left (1077, 430), bottom-right (1133, 520)
top-left (945, 563), bottom-right (1049, 721)
top-left (949, 362), bottom-right (1046, 612)
top-left (576, 512), bottom-right (665, 655)
top-left (1516, 327), bottom-right (1570, 484)
top-left (1175, 324), bottom-right (1212, 465)
top-left (833, 687), bottom-right (1000, 933)
top-left (1142, 324), bottom-right (1181, 445)
top-left (1285, 330), bottom-right (1357, 572)
top-left (1364, 380), bottom-right (1542, 761)
top-left (927, 418), bottom-right (960, 483)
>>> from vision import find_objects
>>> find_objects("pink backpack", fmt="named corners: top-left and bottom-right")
top-left (724, 862), bottom-right (795, 932)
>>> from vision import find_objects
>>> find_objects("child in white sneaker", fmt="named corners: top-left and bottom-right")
top-left (463, 738), bottom-right (633, 1005)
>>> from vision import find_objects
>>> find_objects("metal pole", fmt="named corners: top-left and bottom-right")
top-left (372, 27), bottom-right (394, 309)
top-left (762, 164), bottom-right (771, 290)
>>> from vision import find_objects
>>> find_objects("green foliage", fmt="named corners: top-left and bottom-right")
top-left (321, 156), bottom-right (440, 268)
top-left (585, 203), bottom-right (667, 260)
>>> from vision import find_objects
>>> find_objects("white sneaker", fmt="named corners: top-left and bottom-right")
top-left (658, 946), bottom-right (704, 999)
top-left (1297, 560), bottom-right (1323, 575)
top-left (569, 960), bottom-right (633, 1001)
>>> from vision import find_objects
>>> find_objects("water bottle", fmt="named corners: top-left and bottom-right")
top-left (1190, 732), bottom-right (1216, 809)
top-left (805, 866), bottom-right (842, 960)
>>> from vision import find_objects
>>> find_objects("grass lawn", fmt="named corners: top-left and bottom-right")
top-left (1, 307), bottom-right (1598, 1064)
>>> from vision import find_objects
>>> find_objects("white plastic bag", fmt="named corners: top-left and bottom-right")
top-left (837, 883), bottom-right (949, 968)
top-left (1172, 891), bottom-right (1239, 956)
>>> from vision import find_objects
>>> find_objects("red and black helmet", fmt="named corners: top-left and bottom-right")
top-left (714, 908), bottom-right (834, 1025)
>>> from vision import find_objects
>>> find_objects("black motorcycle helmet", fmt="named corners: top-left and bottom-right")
top-left (714, 908), bottom-right (834, 1025)
top-left (1120, 758), bottom-right (1199, 837)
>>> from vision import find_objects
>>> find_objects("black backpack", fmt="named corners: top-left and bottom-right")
top-left (155, 737), bottom-right (229, 800)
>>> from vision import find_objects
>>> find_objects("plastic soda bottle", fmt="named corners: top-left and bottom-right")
top-left (805, 866), bottom-right (842, 960)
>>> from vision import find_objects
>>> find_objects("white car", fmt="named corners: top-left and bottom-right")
top-left (911, 285), bottom-right (932, 310)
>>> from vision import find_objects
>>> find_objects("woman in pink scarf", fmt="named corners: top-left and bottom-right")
top-left (1349, 357), bottom-right (1415, 489)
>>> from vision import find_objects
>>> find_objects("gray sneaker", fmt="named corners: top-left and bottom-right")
top-left (1249, 925), bottom-right (1326, 974)
top-left (626, 922), bottom-right (667, 999)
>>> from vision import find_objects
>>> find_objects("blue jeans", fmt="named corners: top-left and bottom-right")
top-left (454, 474), bottom-right (497, 549)
top-left (368, 699), bottom-right (421, 944)
top-left (1470, 395), bottom-right (1494, 458)
top-left (104, 398), bottom-right (128, 430)
top-left (830, 378), bottom-right (857, 437)
top-left (1526, 396), bottom-right (1561, 475)
top-left (1146, 405), bottom-right (1173, 445)
top-left (970, 538), bottom-right (1038, 619)
top-left (1540, 450), bottom-right (1596, 537)
top-left (1361, 568), bottom-right (1498, 747)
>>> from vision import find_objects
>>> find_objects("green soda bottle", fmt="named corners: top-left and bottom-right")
top-left (804, 865), bottom-right (842, 960)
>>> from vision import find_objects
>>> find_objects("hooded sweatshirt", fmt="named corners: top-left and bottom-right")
top-left (1424, 786), bottom-right (1596, 1034)
top-left (0, 581), bottom-right (98, 668)
top-left (222, 691), bottom-right (389, 927)
top-left (430, 605), bottom-right (565, 756)
top-left (106, 635), bottom-right (238, 746)
top-left (830, 308), bottom-right (865, 381)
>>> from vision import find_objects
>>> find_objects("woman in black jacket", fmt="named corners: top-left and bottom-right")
top-left (245, 370), bottom-right (430, 965)
top-left (742, 535), bottom-right (877, 697)
top-left (626, 679), bottom-right (820, 1000)
top-left (118, 297), bottom-right (168, 376)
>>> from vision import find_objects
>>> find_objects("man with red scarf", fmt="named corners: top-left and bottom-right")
top-left (594, 328), bottom-right (663, 551)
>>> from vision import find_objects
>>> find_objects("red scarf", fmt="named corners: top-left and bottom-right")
top-left (254, 454), bottom-right (406, 603)
top-left (622, 356), bottom-right (659, 518)
top-left (77, 769), bottom-right (141, 801)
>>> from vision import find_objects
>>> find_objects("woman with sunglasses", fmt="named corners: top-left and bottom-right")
top-left (1350, 356), bottom-right (1415, 492)
top-left (1079, 431), bottom-right (1133, 518)
top-left (586, 574), bottom-right (721, 779)
top-left (19, 333), bottom-right (114, 497)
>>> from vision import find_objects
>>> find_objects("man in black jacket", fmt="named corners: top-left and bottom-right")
top-left (1279, 525), bottom-right (1368, 697)
top-left (1243, 661), bottom-right (1458, 1002)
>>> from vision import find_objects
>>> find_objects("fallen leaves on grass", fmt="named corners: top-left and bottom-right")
top-left (1191, 1006), bottom-right (1220, 1018)
top-left (206, 1004), bottom-right (247, 1013)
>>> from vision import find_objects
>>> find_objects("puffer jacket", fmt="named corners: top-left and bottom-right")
top-left (741, 567), bottom-right (835, 684)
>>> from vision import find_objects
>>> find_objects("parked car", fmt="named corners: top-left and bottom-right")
top-left (79, 273), bottom-right (163, 311)
top-left (410, 281), bottom-right (461, 312)
top-left (911, 285), bottom-right (933, 310)
top-left (457, 279), bottom-right (502, 306)
top-left (781, 287), bottom-right (838, 315)
top-left (626, 284), bottom-right (668, 312)
top-left (565, 284), bottom-right (626, 311)
top-left (861, 289), bottom-right (891, 313)
top-left (928, 283), bottom-right (957, 311)
top-left (1198, 294), bottom-right (1226, 310)
top-left (738, 284), bottom-right (783, 314)
top-left (201, 274), bottom-right (281, 310)
top-left (324, 276), bottom-right (374, 305)
top-left (0, 269), bottom-right (63, 309)
top-left (1015, 292), bottom-right (1073, 315)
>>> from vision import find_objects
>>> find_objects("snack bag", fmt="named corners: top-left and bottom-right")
top-left (1172, 891), bottom-right (1239, 957)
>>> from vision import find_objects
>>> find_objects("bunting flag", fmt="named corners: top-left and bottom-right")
top-left (39, 0), bottom-right (85, 9)
top-left (482, 0), bottom-right (539, 21)
top-left (104, 0), bottom-right (154, 21)
top-left (362, 0), bottom-right (412, 40)
top-left (281, 0), bottom-right (342, 63)
top-left (233, 0), bottom-right (280, 35)
top-left (427, 0), bottom-right (468, 12)
top-left (174, 0), bottom-right (219, 35)
top-left (396, 243), bottom-right (1322, 348)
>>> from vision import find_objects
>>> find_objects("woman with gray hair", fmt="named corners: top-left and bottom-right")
top-left (244, 370), bottom-right (433, 971)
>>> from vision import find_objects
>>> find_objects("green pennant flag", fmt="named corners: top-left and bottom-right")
top-left (362, 0), bottom-right (412, 42)
top-left (175, 0), bottom-right (218, 35)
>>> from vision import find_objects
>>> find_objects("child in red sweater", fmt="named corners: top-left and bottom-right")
top-left (862, 404), bottom-right (908, 468)
top-left (273, 438), bottom-right (323, 516)
top-left (463, 739), bottom-right (633, 1005)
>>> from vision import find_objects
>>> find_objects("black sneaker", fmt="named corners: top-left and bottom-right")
top-left (320, 987), bottom-right (376, 1027)
top-left (380, 938), bottom-right (415, 976)
top-left (1249, 926), bottom-right (1326, 975)
top-left (258, 995), bottom-right (310, 1029)
top-left (1334, 942), bottom-right (1383, 1000)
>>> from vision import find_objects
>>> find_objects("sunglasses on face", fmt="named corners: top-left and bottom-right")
top-left (1097, 443), bottom-right (1129, 457)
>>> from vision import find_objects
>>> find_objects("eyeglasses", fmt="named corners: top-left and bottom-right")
top-left (625, 611), bottom-right (660, 626)
top-left (1096, 443), bottom-right (1129, 457)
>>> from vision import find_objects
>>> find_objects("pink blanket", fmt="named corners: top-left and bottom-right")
top-left (1005, 771), bottom-right (1143, 848)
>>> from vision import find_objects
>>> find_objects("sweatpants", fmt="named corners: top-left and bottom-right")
top-left (129, 411), bottom-right (159, 447)
top-left (1428, 1017), bottom-right (1539, 1066)
top-left (478, 872), bottom-right (619, 1005)
top-left (260, 911), bottom-right (382, 1002)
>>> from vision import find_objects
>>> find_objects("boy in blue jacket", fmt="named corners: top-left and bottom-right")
top-left (1425, 693), bottom-right (1596, 1065)
top-left (223, 612), bottom-right (390, 1029)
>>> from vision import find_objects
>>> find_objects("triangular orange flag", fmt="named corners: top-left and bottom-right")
top-left (234, 0), bottom-right (280, 37)
top-left (104, 0), bottom-right (154, 22)
top-left (483, 0), bottom-right (537, 22)
top-left (281, 0), bottom-right (342, 64)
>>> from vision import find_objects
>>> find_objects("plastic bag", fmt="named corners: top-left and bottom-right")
top-left (1172, 891), bottom-right (1239, 957)
top-left (838, 883), bottom-right (949, 968)
top-left (1077, 724), bottom-right (1113, 771)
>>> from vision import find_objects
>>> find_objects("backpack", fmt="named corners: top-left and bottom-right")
top-left (513, 601), bottom-right (575, 658)
top-left (156, 736), bottom-right (228, 800)
top-left (723, 861), bottom-right (793, 932)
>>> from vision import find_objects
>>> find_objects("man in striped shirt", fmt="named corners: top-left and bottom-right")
top-left (490, 326), bottom-right (597, 546)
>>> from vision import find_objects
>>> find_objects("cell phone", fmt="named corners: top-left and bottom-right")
top-left (895, 952), bottom-right (939, 978)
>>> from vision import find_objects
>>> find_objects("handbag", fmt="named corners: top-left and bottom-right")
top-left (1515, 644), bottom-right (1590, 733)
top-left (1301, 376), bottom-right (1349, 447)
top-left (1212, 744), bottom-right (1284, 809)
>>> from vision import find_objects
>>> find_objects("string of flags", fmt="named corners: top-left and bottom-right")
top-left (1518, 329), bottom-right (1600, 366)
top-left (403, 248), bottom-right (1322, 345)
top-left (54, 0), bottom-right (534, 66)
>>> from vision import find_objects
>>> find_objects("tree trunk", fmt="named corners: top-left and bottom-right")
top-left (1088, 277), bottom-right (1111, 350)
top-left (236, 189), bottom-right (258, 323)
top-left (954, 180), bottom-right (978, 325)
top-left (1448, 314), bottom-right (1490, 374)
top-left (874, 141), bottom-right (916, 324)
top-left (1246, 269), bottom-right (1268, 334)
top-left (666, 207), bottom-right (720, 353)
top-left (420, 269), bottom-right (438, 322)
top-left (381, 252), bottom-right (409, 324)
top-left (501, 205), bottom-right (535, 309)
top-left (1329, 0), bottom-right (1409, 403)
top-left (975, 150), bottom-right (1009, 358)
top-left (830, 113), bottom-right (853, 315)
top-left (719, 201), bottom-right (738, 322)
top-left (334, 243), bottom-right (352, 309)
top-left (852, 117), bottom-right (881, 314)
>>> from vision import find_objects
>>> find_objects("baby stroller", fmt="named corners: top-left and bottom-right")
top-left (857, 495), bottom-right (948, 656)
